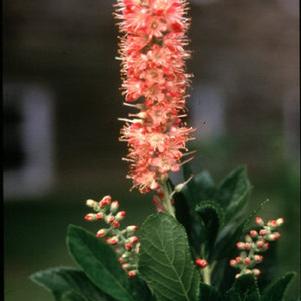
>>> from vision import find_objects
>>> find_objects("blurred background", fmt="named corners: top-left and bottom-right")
top-left (3, 0), bottom-right (300, 300)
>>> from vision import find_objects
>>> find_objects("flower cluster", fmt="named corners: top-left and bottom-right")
top-left (230, 216), bottom-right (284, 278)
top-left (84, 195), bottom-right (139, 277)
top-left (115, 0), bottom-right (194, 193)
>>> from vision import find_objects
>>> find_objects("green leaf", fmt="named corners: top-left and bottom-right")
top-left (67, 225), bottom-right (136, 301)
top-left (195, 200), bottom-right (225, 253)
top-left (242, 199), bottom-right (270, 233)
top-left (138, 213), bottom-right (200, 301)
top-left (62, 291), bottom-right (87, 301)
top-left (261, 272), bottom-right (296, 301)
top-left (30, 267), bottom-right (109, 301)
top-left (224, 274), bottom-right (260, 301)
top-left (199, 283), bottom-right (221, 301)
top-left (214, 166), bottom-right (252, 222)
top-left (224, 290), bottom-right (242, 301)
top-left (234, 274), bottom-right (260, 299)
top-left (182, 170), bottom-right (216, 206)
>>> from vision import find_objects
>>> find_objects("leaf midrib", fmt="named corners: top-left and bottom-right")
top-left (153, 223), bottom-right (191, 301)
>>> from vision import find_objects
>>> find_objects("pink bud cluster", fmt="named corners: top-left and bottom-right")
top-left (115, 0), bottom-right (194, 193)
top-left (230, 216), bottom-right (284, 278)
top-left (84, 195), bottom-right (139, 278)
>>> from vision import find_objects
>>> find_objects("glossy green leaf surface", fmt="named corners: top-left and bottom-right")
top-left (139, 213), bottom-right (200, 301)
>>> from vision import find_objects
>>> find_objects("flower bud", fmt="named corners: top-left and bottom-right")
top-left (122, 263), bottom-right (130, 270)
top-left (244, 243), bottom-right (252, 250)
top-left (105, 215), bottom-right (115, 223)
top-left (84, 213), bottom-right (97, 221)
top-left (235, 256), bottom-right (242, 263)
top-left (253, 269), bottom-right (261, 276)
top-left (230, 259), bottom-right (237, 267)
top-left (259, 229), bottom-right (268, 236)
top-left (276, 218), bottom-right (284, 226)
top-left (99, 195), bottom-right (112, 208)
top-left (128, 236), bottom-right (139, 244)
top-left (86, 199), bottom-right (97, 208)
top-left (126, 225), bottom-right (138, 234)
top-left (96, 212), bottom-right (104, 220)
top-left (267, 232), bottom-right (280, 241)
top-left (125, 242), bottom-right (133, 251)
top-left (106, 236), bottom-right (119, 245)
top-left (128, 270), bottom-right (137, 278)
top-left (96, 229), bottom-right (108, 238)
top-left (112, 220), bottom-right (120, 228)
top-left (267, 220), bottom-right (277, 228)
top-left (110, 201), bottom-right (119, 213)
top-left (236, 242), bottom-right (245, 250)
top-left (255, 216), bottom-right (264, 226)
top-left (118, 257), bottom-right (126, 264)
top-left (195, 258), bottom-right (208, 269)
top-left (244, 257), bottom-right (251, 265)
top-left (256, 240), bottom-right (265, 249)
top-left (263, 242), bottom-right (270, 250)
top-left (250, 230), bottom-right (258, 238)
top-left (254, 255), bottom-right (263, 263)
top-left (115, 211), bottom-right (126, 221)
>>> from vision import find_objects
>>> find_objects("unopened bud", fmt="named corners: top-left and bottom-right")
top-left (255, 216), bottom-right (264, 226)
top-left (128, 236), bottom-right (139, 244)
top-left (96, 229), bottom-right (108, 238)
top-left (96, 212), bottom-right (104, 220)
top-left (244, 243), bottom-right (252, 250)
top-left (254, 255), bottom-right (263, 263)
top-left (105, 215), bottom-right (115, 223)
top-left (259, 229), bottom-right (269, 236)
top-left (118, 257), bottom-right (126, 264)
top-left (126, 225), bottom-right (138, 234)
top-left (125, 242), bottom-right (133, 251)
top-left (253, 269), bottom-right (261, 276)
top-left (276, 218), bottom-right (284, 226)
top-left (236, 242), bottom-right (245, 250)
top-left (112, 220), bottom-right (120, 228)
top-left (84, 213), bottom-right (97, 221)
top-left (128, 270), bottom-right (137, 278)
top-left (110, 201), bottom-right (119, 213)
top-left (250, 230), bottom-right (258, 238)
top-left (267, 220), bottom-right (277, 228)
top-left (230, 259), bottom-right (237, 267)
top-left (244, 257), bottom-right (251, 265)
top-left (195, 258), bottom-right (208, 269)
top-left (106, 236), bottom-right (119, 245)
top-left (99, 195), bottom-right (112, 208)
top-left (122, 263), bottom-right (130, 270)
top-left (256, 240), bottom-right (265, 248)
top-left (86, 199), bottom-right (97, 208)
top-left (115, 211), bottom-right (126, 221)
top-left (267, 232), bottom-right (280, 241)
top-left (235, 256), bottom-right (242, 263)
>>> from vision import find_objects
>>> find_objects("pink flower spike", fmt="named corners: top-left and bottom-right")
top-left (115, 0), bottom-right (194, 193)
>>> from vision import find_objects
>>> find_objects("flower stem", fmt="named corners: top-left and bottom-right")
top-left (161, 180), bottom-right (175, 217)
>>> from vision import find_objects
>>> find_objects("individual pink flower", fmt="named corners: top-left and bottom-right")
top-left (115, 0), bottom-right (193, 193)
